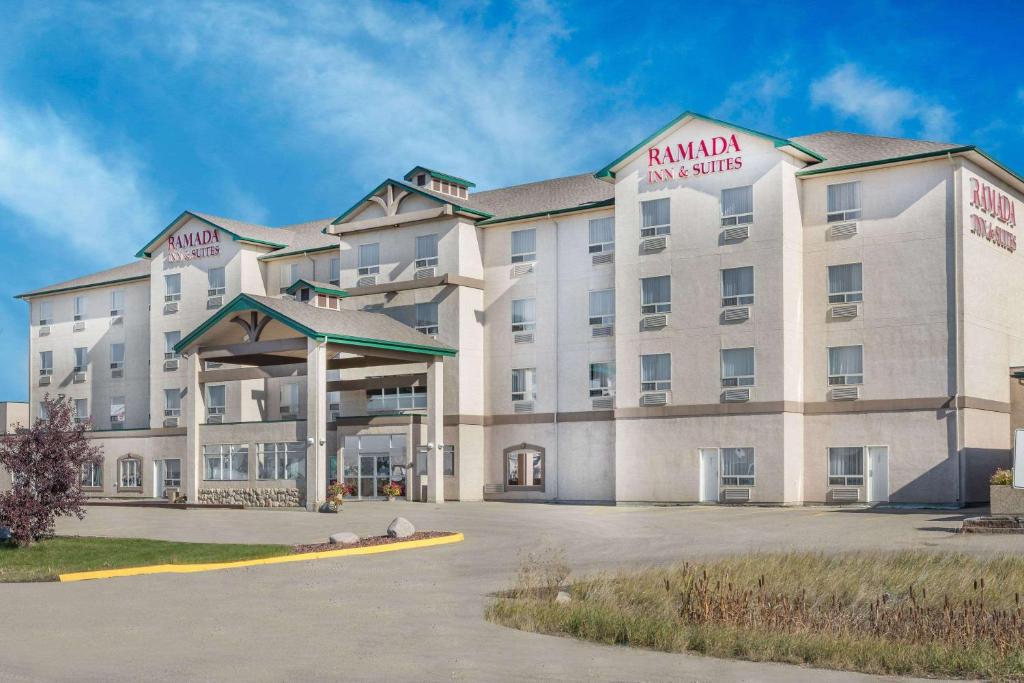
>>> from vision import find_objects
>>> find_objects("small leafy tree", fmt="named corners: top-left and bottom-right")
top-left (0, 395), bottom-right (103, 546)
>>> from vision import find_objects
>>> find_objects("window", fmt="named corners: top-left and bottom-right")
top-left (73, 398), bottom-right (88, 424)
top-left (416, 173), bottom-right (426, 186)
top-left (721, 185), bottom-right (754, 226)
top-left (640, 353), bottom-right (671, 392)
top-left (110, 290), bottom-right (124, 316)
top-left (588, 217), bottom-right (615, 254)
top-left (328, 390), bottom-right (341, 419)
top-left (589, 289), bottom-right (615, 325)
top-left (110, 396), bottom-right (125, 426)
top-left (73, 347), bottom-right (88, 372)
top-left (641, 276), bottom-right (671, 314)
top-left (828, 345), bottom-right (864, 385)
top-left (329, 258), bottom-right (340, 286)
top-left (164, 331), bottom-right (181, 359)
top-left (164, 389), bottom-right (181, 417)
top-left (721, 348), bottom-right (755, 387)
top-left (828, 263), bottom-right (863, 303)
top-left (81, 460), bottom-right (102, 488)
top-left (162, 459), bottom-right (181, 488)
top-left (74, 295), bottom-right (87, 321)
top-left (589, 362), bottom-right (615, 397)
top-left (415, 302), bottom-right (439, 335)
top-left (366, 386), bottom-right (426, 412)
top-left (164, 273), bottom-right (181, 302)
top-left (511, 298), bottom-right (536, 332)
top-left (828, 447), bottom-right (864, 485)
top-left (640, 198), bottom-right (670, 236)
top-left (827, 181), bottom-right (862, 222)
top-left (118, 457), bottom-right (142, 489)
top-left (506, 448), bottom-right (544, 488)
top-left (511, 368), bottom-right (536, 402)
top-left (443, 445), bottom-right (456, 477)
top-left (721, 267), bottom-right (754, 306)
top-left (721, 447), bottom-right (755, 486)
top-left (510, 228), bottom-right (536, 263)
top-left (208, 267), bottom-right (226, 296)
top-left (38, 301), bottom-right (53, 325)
top-left (38, 402), bottom-right (48, 421)
top-left (207, 385), bottom-right (227, 416)
top-left (258, 442), bottom-right (306, 480)
top-left (39, 350), bottom-right (52, 376)
top-left (357, 243), bottom-right (380, 275)
top-left (110, 343), bottom-right (125, 371)
top-left (415, 234), bottom-right (439, 268)
top-left (280, 383), bottom-right (299, 416)
top-left (203, 444), bottom-right (248, 481)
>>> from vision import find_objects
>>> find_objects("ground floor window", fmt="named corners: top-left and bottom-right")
top-left (162, 459), bottom-right (182, 488)
top-left (204, 444), bottom-right (249, 481)
top-left (258, 442), bottom-right (306, 480)
top-left (443, 445), bottom-right (456, 476)
top-left (118, 456), bottom-right (142, 489)
top-left (721, 447), bottom-right (755, 486)
top-left (828, 447), bottom-right (864, 486)
top-left (505, 448), bottom-right (544, 489)
top-left (81, 460), bottom-right (102, 489)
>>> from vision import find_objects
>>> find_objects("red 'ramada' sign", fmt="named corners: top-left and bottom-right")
top-left (647, 134), bottom-right (742, 183)
top-left (968, 177), bottom-right (1017, 253)
top-left (167, 228), bottom-right (221, 262)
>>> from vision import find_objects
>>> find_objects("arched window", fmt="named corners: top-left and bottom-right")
top-left (503, 444), bottom-right (545, 491)
top-left (117, 455), bottom-right (142, 490)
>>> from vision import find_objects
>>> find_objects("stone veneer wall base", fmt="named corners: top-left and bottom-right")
top-left (198, 488), bottom-right (303, 507)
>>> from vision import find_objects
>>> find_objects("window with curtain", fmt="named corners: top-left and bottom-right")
top-left (721, 266), bottom-right (754, 306)
top-left (109, 396), bottom-right (125, 425)
top-left (258, 442), bottom-right (306, 480)
top-left (39, 350), bottom-right (52, 375)
top-left (828, 345), bottom-right (864, 385)
top-left (164, 331), bottom-right (181, 358)
top-left (81, 460), bottom-right (102, 488)
top-left (415, 302), bottom-right (439, 335)
top-left (640, 198), bottom-right (670, 236)
top-left (74, 295), bottom-right (87, 321)
top-left (721, 447), bottom-right (755, 486)
top-left (828, 263), bottom-right (863, 303)
top-left (110, 290), bottom-right (124, 315)
top-left (329, 257), bottom-right (341, 285)
top-left (589, 361), bottom-right (615, 397)
top-left (208, 267), bottom-right (226, 295)
top-left (588, 289), bottom-right (615, 325)
top-left (506, 449), bottom-right (543, 488)
top-left (119, 457), bottom-right (142, 488)
top-left (721, 348), bottom-right (755, 387)
top-left (641, 275), bottom-right (671, 314)
top-left (73, 347), bottom-right (87, 371)
top-left (828, 447), bottom-right (864, 485)
top-left (511, 298), bottom-right (536, 332)
top-left (511, 368), bottom-right (536, 402)
top-left (827, 181), bottom-right (862, 222)
top-left (110, 343), bottom-right (125, 370)
top-left (38, 300), bottom-right (53, 324)
top-left (164, 389), bottom-right (181, 417)
top-left (203, 444), bottom-right (248, 481)
top-left (164, 273), bottom-right (181, 302)
top-left (415, 234), bottom-right (439, 267)
top-left (206, 385), bottom-right (227, 416)
top-left (280, 383), bottom-right (299, 414)
top-left (358, 243), bottom-right (380, 274)
top-left (721, 186), bottom-right (754, 226)
top-left (640, 353), bottom-right (671, 392)
top-left (511, 229), bottom-right (536, 263)
top-left (588, 217), bottom-right (615, 253)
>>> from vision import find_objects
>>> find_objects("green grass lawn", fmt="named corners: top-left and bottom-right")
top-left (487, 551), bottom-right (1024, 679)
top-left (0, 536), bottom-right (291, 582)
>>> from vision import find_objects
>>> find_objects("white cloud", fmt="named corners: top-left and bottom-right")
top-left (810, 64), bottom-right (954, 141)
top-left (0, 96), bottom-right (161, 262)
top-left (712, 69), bottom-right (794, 132)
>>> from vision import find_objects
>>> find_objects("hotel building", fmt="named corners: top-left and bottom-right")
top-left (13, 111), bottom-right (1024, 509)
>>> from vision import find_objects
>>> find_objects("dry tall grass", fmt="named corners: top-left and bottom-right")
top-left (486, 551), bottom-right (1024, 679)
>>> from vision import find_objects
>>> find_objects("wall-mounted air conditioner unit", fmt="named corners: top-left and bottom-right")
top-left (829, 386), bottom-right (860, 401)
top-left (356, 275), bottom-right (377, 287)
top-left (641, 314), bottom-right (667, 330)
top-left (640, 236), bottom-right (668, 252)
top-left (164, 358), bottom-right (180, 371)
top-left (513, 332), bottom-right (534, 344)
top-left (722, 388), bottom-right (751, 402)
top-left (164, 301), bottom-right (179, 314)
top-left (721, 488), bottom-right (751, 503)
top-left (510, 262), bottom-right (534, 278)
top-left (73, 371), bottom-right (87, 383)
top-left (829, 488), bottom-right (861, 502)
top-left (414, 267), bottom-right (436, 279)
top-left (163, 417), bottom-right (179, 428)
top-left (111, 367), bottom-right (124, 379)
top-left (639, 392), bottom-right (667, 406)
top-left (38, 325), bottom-right (50, 336)
top-left (483, 483), bottom-right (506, 494)
top-left (829, 304), bottom-right (859, 319)
top-left (207, 414), bottom-right (224, 424)
top-left (591, 324), bottom-right (614, 338)
top-left (110, 416), bottom-right (125, 429)
top-left (722, 306), bottom-right (750, 323)
top-left (39, 375), bottom-right (51, 386)
top-left (513, 401), bottom-right (534, 414)
top-left (592, 252), bottom-right (614, 265)
top-left (829, 222), bottom-right (858, 239)
top-left (591, 396), bottom-right (614, 410)
top-left (280, 412), bottom-right (297, 421)
top-left (73, 321), bottom-right (86, 332)
top-left (721, 225), bottom-right (750, 242)
top-left (207, 296), bottom-right (223, 309)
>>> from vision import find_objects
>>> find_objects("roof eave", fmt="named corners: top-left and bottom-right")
top-left (476, 198), bottom-right (615, 226)
top-left (795, 146), bottom-right (977, 178)
top-left (135, 211), bottom-right (287, 259)
top-left (15, 273), bottom-right (150, 300)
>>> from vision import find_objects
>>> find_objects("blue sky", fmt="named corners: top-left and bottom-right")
top-left (0, 0), bottom-right (1021, 400)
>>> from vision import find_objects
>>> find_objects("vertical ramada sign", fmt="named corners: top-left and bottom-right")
top-left (968, 177), bottom-right (1017, 253)
top-left (166, 228), bottom-right (221, 262)
top-left (646, 134), bottom-right (743, 184)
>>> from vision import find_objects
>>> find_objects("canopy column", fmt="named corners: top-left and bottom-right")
top-left (184, 351), bottom-right (204, 503)
top-left (306, 338), bottom-right (328, 510)
top-left (426, 356), bottom-right (445, 503)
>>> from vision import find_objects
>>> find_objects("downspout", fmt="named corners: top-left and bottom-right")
top-left (950, 151), bottom-right (965, 505)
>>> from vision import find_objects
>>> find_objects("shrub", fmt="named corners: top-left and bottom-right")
top-left (991, 468), bottom-right (1013, 486)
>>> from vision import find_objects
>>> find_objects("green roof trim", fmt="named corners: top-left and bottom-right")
top-left (477, 198), bottom-right (615, 226)
top-left (403, 166), bottom-right (476, 188)
top-left (259, 244), bottom-right (337, 262)
top-left (135, 211), bottom-right (287, 259)
top-left (285, 279), bottom-right (349, 298)
top-left (16, 273), bottom-right (150, 300)
top-left (594, 111), bottom-right (825, 180)
top-left (331, 179), bottom-right (492, 225)
top-left (175, 293), bottom-right (455, 357)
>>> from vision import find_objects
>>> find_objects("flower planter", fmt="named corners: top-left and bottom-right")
top-left (990, 485), bottom-right (1024, 516)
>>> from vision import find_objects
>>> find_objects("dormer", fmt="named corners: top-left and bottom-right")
top-left (284, 279), bottom-right (348, 310)
top-left (403, 166), bottom-right (475, 200)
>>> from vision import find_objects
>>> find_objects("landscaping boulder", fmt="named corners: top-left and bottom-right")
top-left (329, 532), bottom-right (360, 545)
top-left (555, 591), bottom-right (572, 605)
top-left (387, 516), bottom-right (415, 539)
top-left (0, 527), bottom-right (9, 542)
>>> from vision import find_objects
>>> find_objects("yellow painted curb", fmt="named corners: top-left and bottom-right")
top-left (58, 532), bottom-right (464, 583)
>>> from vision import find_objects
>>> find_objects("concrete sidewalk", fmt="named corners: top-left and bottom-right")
top-left (0, 502), bottom-right (1014, 682)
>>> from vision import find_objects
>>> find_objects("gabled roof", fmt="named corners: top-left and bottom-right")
top-left (258, 217), bottom-right (336, 260)
top-left (403, 166), bottom-right (475, 188)
top-left (330, 178), bottom-right (493, 226)
top-left (135, 210), bottom-right (291, 258)
top-left (791, 131), bottom-right (965, 175)
top-left (175, 293), bottom-right (455, 357)
top-left (285, 279), bottom-right (348, 298)
top-left (16, 260), bottom-right (150, 299)
top-left (595, 111), bottom-right (825, 181)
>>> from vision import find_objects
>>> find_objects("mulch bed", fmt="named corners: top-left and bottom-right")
top-left (292, 531), bottom-right (456, 554)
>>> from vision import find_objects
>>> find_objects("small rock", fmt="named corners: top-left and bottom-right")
top-left (387, 516), bottom-right (415, 539)
top-left (0, 527), bottom-right (10, 542)
top-left (329, 532), bottom-right (360, 545)
top-left (555, 591), bottom-right (571, 605)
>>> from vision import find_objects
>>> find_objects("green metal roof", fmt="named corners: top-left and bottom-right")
top-left (284, 279), bottom-right (349, 298)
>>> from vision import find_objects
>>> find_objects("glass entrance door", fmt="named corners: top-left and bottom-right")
top-left (358, 453), bottom-right (392, 499)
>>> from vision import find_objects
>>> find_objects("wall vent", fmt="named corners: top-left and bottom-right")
top-left (640, 236), bottom-right (668, 252)
top-left (830, 386), bottom-right (860, 401)
top-left (513, 332), bottom-right (534, 344)
top-left (722, 306), bottom-right (750, 323)
top-left (641, 314), bottom-right (668, 330)
top-left (722, 488), bottom-right (751, 502)
top-left (164, 358), bottom-right (180, 371)
top-left (829, 487), bottom-right (861, 502)
top-left (721, 225), bottom-right (750, 242)
top-left (511, 262), bottom-right (535, 278)
top-left (73, 371), bottom-right (87, 384)
top-left (640, 392), bottom-right (667, 406)
top-left (357, 275), bottom-right (377, 288)
top-left (38, 325), bottom-right (50, 336)
top-left (513, 401), bottom-right (534, 414)
top-left (722, 388), bottom-right (751, 402)
top-left (164, 302), bottom-right (179, 315)
top-left (591, 396), bottom-right (614, 410)
top-left (73, 321), bottom-right (86, 332)
top-left (829, 222), bottom-right (858, 239)
top-left (592, 252), bottom-right (614, 265)
top-left (591, 324), bottom-right (614, 338)
top-left (829, 304), bottom-right (859, 319)
top-left (414, 267), bottom-right (436, 280)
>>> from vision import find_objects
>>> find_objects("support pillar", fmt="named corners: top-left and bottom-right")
top-left (306, 338), bottom-right (328, 510)
top-left (426, 356), bottom-right (445, 503)
top-left (184, 352), bottom-right (203, 504)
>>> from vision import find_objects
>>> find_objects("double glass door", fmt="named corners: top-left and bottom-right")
top-left (358, 453), bottom-right (392, 499)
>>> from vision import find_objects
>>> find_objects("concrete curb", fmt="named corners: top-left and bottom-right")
top-left (58, 532), bottom-right (464, 583)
